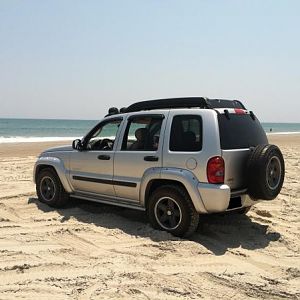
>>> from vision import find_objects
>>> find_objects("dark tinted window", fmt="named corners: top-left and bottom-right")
top-left (170, 115), bottom-right (202, 152)
top-left (218, 114), bottom-right (267, 149)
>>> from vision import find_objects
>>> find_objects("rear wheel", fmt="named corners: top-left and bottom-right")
top-left (147, 185), bottom-right (199, 237)
top-left (247, 144), bottom-right (285, 200)
top-left (36, 168), bottom-right (69, 207)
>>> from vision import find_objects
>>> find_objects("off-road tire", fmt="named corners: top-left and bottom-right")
top-left (36, 168), bottom-right (69, 208)
top-left (247, 144), bottom-right (284, 200)
top-left (147, 185), bottom-right (199, 237)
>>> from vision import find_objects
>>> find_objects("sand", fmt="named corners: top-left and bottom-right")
top-left (0, 135), bottom-right (299, 299)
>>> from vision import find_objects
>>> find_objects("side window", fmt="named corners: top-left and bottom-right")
top-left (170, 115), bottom-right (202, 152)
top-left (122, 116), bottom-right (163, 151)
top-left (85, 119), bottom-right (122, 151)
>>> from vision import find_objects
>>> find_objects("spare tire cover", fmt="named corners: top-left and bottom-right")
top-left (247, 144), bottom-right (285, 200)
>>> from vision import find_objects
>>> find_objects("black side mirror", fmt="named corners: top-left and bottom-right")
top-left (72, 139), bottom-right (83, 151)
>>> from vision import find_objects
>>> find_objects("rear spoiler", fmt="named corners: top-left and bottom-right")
top-left (215, 108), bottom-right (256, 120)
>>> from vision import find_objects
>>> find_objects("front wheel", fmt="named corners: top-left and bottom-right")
top-left (36, 168), bottom-right (69, 207)
top-left (147, 185), bottom-right (199, 237)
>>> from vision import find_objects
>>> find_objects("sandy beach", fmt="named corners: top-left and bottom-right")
top-left (0, 135), bottom-right (299, 299)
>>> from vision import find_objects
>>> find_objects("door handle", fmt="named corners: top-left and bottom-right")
top-left (97, 155), bottom-right (111, 160)
top-left (144, 156), bottom-right (159, 162)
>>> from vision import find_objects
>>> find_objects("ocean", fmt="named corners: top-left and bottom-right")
top-left (0, 118), bottom-right (300, 143)
top-left (0, 118), bottom-right (98, 143)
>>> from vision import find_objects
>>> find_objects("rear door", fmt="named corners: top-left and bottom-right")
top-left (162, 110), bottom-right (221, 183)
top-left (113, 112), bottom-right (167, 201)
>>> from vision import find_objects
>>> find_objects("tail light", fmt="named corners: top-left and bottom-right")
top-left (207, 156), bottom-right (225, 184)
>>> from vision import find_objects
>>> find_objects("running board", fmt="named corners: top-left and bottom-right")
top-left (71, 192), bottom-right (146, 211)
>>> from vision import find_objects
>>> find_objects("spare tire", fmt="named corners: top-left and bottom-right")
top-left (247, 144), bottom-right (284, 200)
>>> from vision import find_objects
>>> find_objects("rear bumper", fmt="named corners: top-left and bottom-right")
top-left (197, 183), bottom-right (230, 213)
top-left (197, 183), bottom-right (256, 213)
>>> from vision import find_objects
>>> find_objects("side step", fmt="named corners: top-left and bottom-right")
top-left (71, 192), bottom-right (146, 211)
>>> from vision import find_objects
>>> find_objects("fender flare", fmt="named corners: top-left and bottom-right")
top-left (34, 157), bottom-right (73, 193)
top-left (140, 167), bottom-right (208, 213)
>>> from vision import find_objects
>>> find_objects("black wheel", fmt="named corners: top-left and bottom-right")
top-left (247, 144), bottom-right (285, 200)
top-left (147, 185), bottom-right (199, 237)
top-left (36, 168), bottom-right (69, 207)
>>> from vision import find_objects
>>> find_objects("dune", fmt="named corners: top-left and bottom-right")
top-left (0, 135), bottom-right (299, 299)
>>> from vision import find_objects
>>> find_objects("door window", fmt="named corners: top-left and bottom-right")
top-left (122, 116), bottom-right (163, 151)
top-left (170, 115), bottom-right (202, 152)
top-left (85, 119), bottom-right (122, 151)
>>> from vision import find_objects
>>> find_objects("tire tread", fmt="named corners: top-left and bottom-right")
top-left (247, 144), bottom-right (284, 200)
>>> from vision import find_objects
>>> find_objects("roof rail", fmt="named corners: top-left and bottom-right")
top-left (105, 97), bottom-right (246, 116)
top-left (125, 97), bottom-right (210, 113)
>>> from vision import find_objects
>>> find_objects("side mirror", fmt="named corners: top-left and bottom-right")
top-left (72, 139), bottom-right (83, 151)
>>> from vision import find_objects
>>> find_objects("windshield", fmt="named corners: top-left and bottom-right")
top-left (218, 114), bottom-right (268, 149)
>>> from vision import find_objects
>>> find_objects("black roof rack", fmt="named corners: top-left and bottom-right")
top-left (106, 97), bottom-right (246, 116)
top-left (125, 97), bottom-right (210, 113)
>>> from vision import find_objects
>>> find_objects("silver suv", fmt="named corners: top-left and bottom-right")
top-left (34, 98), bottom-right (285, 237)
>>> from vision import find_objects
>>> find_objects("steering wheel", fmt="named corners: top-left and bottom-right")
top-left (99, 138), bottom-right (114, 150)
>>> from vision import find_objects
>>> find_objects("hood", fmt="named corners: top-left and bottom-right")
top-left (42, 145), bottom-right (73, 153)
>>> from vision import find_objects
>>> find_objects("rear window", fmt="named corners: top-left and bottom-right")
top-left (218, 114), bottom-right (267, 149)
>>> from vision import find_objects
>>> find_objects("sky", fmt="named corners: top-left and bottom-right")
top-left (0, 1), bottom-right (299, 122)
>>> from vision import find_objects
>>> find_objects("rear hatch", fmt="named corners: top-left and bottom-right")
top-left (217, 109), bottom-right (268, 191)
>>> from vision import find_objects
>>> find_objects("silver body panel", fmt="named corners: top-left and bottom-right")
top-left (69, 150), bottom-right (115, 196)
top-left (34, 109), bottom-right (259, 214)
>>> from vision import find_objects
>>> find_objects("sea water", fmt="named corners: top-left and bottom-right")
top-left (261, 123), bottom-right (300, 134)
top-left (0, 118), bottom-right (300, 143)
top-left (0, 118), bottom-right (98, 143)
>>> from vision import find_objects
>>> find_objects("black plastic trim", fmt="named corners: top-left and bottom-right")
top-left (128, 114), bottom-right (165, 120)
top-left (144, 156), bottom-right (159, 161)
top-left (72, 176), bottom-right (137, 187)
top-left (126, 98), bottom-right (209, 113)
top-left (113, 180), bottom-right (137, 187)
top-left (97, 155), bottom-right (111, 160)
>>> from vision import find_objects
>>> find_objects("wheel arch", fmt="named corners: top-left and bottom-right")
top-left (34, 157), bottom-right (72, 193)
top-left (144, 179), bottom-right (188, 208)
top-left (140, 168), bottom-right (207, 213)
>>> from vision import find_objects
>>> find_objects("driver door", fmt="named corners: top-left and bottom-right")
top-left (69, 117), bottom-right (122, 196)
